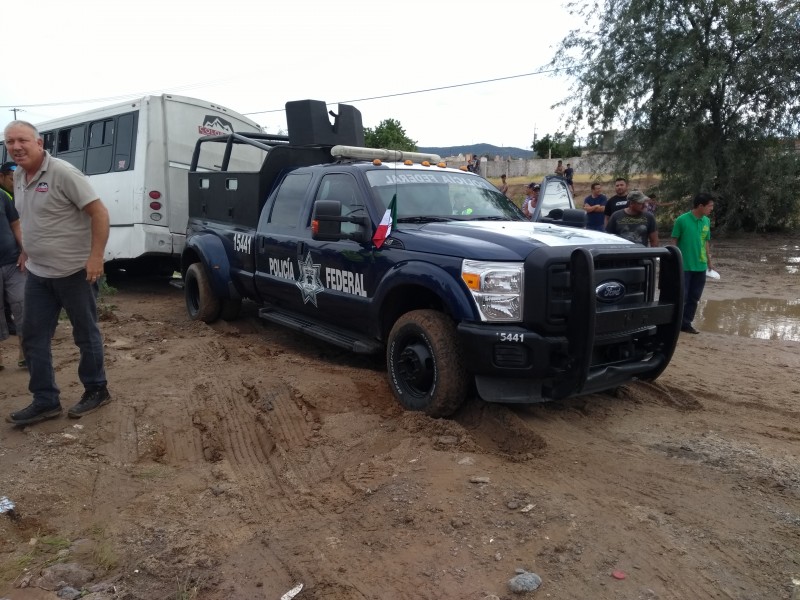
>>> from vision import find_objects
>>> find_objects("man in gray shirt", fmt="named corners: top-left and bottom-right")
top-left (4, 120), bottom-right (111, 425)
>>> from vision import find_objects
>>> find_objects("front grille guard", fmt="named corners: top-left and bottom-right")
top-left (548, 245), bottom-right (683, 399)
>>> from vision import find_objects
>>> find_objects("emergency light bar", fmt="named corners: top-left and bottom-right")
top-left (331, 145), bottom-right (442, 164)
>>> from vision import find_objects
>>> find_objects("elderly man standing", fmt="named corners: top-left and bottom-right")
top-left (4, 121), bottom-right (111, 425)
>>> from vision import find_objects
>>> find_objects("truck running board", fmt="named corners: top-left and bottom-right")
top-left (258, 306), bottom-right (382, 354)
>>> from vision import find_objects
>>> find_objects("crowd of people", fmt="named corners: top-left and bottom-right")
top-left (2, 121), bottom-right (112, 426)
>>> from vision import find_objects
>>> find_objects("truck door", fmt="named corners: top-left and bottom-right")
top-left (303, 173), bottom-right (374, 333)
top-left (253, 172), bottom-right (314, 307)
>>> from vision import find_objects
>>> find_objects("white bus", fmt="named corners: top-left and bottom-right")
top-left (1, 94), bottom-right (263, 274)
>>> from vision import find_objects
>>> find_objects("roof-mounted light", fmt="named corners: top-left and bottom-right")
top-left (331, 145), bottom-right (442, 163)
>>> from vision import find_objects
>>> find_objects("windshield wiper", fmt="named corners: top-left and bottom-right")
top-left (396, 216), bottom-right (453, 223)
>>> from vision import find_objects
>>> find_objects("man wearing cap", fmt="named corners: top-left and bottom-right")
top-left (0, 162), bottom-right (15, 203)
top-left (522, 183), bottom-right (539, 220)
top-left (605, 190), bottom-right (658, 247)
top-left (3, 120), bottom-right (111, 425)
top-left (582, 182), bottom-right (607, 231)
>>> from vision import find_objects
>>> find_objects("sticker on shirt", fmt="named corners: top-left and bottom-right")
top-left (35, 182), bottom-right (49, 193)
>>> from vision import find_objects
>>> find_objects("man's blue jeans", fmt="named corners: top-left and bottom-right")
top-left (683, 270), bottom-right (707, 328)
top-left (21, 270), bottom-right (106, 409)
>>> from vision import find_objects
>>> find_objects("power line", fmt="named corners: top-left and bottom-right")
top-left (0, 67), bottom-right (562, 116)
top-left (242, 67), bottom-right (564, 116)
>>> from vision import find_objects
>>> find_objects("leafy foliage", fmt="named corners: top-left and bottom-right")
top-left (364, 119), bottom-right (417, 152)
top-left (554, 0), bottom-right (800, 231)
top-left (532, 132), bottom-right (581, 159)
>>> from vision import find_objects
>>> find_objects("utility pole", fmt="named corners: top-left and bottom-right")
top-left (10, 108), bottom-right (24, 120)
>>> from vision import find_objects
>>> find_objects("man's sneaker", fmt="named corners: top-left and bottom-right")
top-left (6, 403), bottom-right (63, 425)
top-left (681, 325), bottom-right (700, 334)
top-left (68, 387), bottom-right (112, 418)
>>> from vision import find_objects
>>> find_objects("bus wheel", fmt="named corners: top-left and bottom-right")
top-left (185, 263), bottom-right (221, 323)
top-left (386, 309), bottom-right (467, 417)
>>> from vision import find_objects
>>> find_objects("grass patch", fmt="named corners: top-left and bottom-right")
top-left (86, 525), bottom-right (119, 572)
top-left (92, 538), bottom-right (119, 572)
top-left (0, 551), bottom-right (35, 586)
top-left (133, 466), bottom-right (169, 479)
top-left (39, 535), bottom-right (70, 551)
top-left (175, 571), bottom-right (206, 600)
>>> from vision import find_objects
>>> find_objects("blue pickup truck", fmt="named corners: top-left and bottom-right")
top-left (182, 100), bottom-right (683, 417)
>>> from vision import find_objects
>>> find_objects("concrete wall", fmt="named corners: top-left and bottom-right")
top-left (445, 154), bottom-right (620, 180)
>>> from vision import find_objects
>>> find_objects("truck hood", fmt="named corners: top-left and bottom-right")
top-left (395, 220), bottom-right (635, 261)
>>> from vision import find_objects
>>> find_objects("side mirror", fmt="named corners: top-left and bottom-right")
top-left (312, 200), bottom-right (372, 243)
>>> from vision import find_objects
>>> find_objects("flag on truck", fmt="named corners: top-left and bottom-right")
top-left (373, 194), bottom-right (397, 248)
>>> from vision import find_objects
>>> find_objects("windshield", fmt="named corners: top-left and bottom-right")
top-left (365, 169), bottom-right (524, 221)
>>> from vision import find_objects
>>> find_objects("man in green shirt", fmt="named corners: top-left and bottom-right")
top-left (671, 193), bottom-right (714, 334)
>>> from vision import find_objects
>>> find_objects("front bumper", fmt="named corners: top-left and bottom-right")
top-left (457, 246), bottom-right (684, 403)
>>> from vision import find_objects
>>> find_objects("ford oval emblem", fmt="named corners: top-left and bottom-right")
top-left (596, 280), bottom-right (626, 303)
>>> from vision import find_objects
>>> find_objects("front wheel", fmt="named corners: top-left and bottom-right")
top-left (185, 263), bottom-right (221, 323)
top-left (386, 310), bottom-right (468, 417)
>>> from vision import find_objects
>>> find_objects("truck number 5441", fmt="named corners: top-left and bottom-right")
top-left (233, 233), bottom-right (252, 254)
top-left (499, 333), bottom-right (524, 342)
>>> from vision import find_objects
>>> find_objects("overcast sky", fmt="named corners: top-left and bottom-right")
top-left (1, 1), bottom-right (581, 150)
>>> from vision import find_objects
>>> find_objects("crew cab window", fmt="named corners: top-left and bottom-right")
top-left (315, 174), bottom-right (364, 233)
top-left (262, 172), bottom-right (312, 231)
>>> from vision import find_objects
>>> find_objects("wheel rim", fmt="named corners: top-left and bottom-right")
top-left (186, 277), bottom-right (200, 315)
top-left (396, 339), bottom-right (435, 397)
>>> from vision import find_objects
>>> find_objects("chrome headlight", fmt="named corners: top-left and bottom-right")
top-left (461, 260), bottom-right (524, 322)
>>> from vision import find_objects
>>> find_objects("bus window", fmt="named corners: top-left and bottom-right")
top-left (56, 125), bottom-right (86, 170)
top-left (43, 132), bottom-right (56, 155)
top-left (86, 119), bottom-right (114, 175)
top-left (113, 112), bottom-right (136, 172)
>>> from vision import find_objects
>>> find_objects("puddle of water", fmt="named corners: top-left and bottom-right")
top-left (694, 297), bottom-right (800, 341)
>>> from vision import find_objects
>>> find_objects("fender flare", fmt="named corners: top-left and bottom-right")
top-left (183, 233), bottom-right (235, 299)
top-left (371, 260), bottom-right (478, 330)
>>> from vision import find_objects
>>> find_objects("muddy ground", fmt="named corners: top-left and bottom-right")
top-left (0, 233), bottom-right (798, 600)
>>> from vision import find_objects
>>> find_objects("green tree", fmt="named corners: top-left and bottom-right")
top-left (554, 0), bottom-right (800, 231)
top-left (364, 119), bottom-right (417, 152)
top-left (532, 132), bottom-right (581, 159)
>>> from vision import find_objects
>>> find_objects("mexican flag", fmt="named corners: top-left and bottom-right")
top-left (372, 194), bottom-right (397, 249)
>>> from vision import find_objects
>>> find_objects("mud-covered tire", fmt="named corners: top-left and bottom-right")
top-left (185, 263), bottom-right (221, 323)
top-left (220, 298), bottom-right (242, 321)
top-left (386, 309), bottom-right (468, 417)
